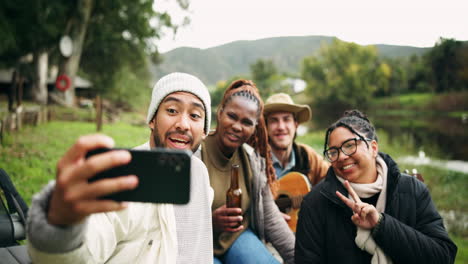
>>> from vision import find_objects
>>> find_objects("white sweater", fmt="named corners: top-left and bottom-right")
top-left (27, 142), bottom-right (214, 264)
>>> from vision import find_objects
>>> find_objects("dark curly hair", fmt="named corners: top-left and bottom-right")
top-left (324, 109), bottom-right (378, 152)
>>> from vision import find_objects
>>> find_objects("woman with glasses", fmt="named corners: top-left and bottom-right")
top-left (295, 110), bottom-right (457, 263)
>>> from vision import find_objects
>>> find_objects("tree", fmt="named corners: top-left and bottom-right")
top-left (377, 57), bottom-right (407, 96)
top-left (53, 0), bottom-right (94, 106)
top-left (426, 38), bottom-right (468, 93)
top-left (212, 75), bottom-right (248, 108)
top-left (301, 38), bottom-right (391, 113)
top-left (406, 54), bottom-right (432, 93)
top-left (250, 58), bottom-right (289, 98)
top-left (456, 44), bottom-right (468, 88)
top-left (1, 0), bottom-right (190, 108)
top-left (250, 58), bottom-right (277, 97)
top-left (77, 0), bottom-right (190, 109)
top-left (0, 0), bottom-right (71, 105)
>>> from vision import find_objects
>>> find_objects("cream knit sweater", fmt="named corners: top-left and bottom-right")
top-left (27, 142), bottom-right (214, 264)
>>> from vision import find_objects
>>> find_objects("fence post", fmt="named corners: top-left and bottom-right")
top-left (0, 119), bottom-right (3, 145)
top-left (15, 106), bottom-right (23, 131)
top-left (96, 95), bottom-right (102, 131)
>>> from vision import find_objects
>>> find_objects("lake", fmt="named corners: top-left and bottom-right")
top-left (371, 113), bottom-right (468, 162)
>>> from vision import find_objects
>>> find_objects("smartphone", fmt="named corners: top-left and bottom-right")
top-left (86, 148), bottom-right (191, 204)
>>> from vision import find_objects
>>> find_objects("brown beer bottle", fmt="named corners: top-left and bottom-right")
top-left (226, 164), bottom-right (242, 227)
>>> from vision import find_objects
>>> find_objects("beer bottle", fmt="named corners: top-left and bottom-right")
top-left (226, 164), bottom-right (242, 227)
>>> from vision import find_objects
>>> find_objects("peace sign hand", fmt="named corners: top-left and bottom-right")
top-left (336, 180), bottom-right (381, 230)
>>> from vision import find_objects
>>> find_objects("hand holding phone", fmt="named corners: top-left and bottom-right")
top-left (48, 134), bottom-right (136, 226)
top-left (86, 148), bottom-right (192, 204)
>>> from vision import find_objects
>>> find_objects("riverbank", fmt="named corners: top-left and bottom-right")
top-left (397, 151), bottom-right (468, 174)
top-left (369, 91), bottom-right (468, 115)
top-left (396, 152), bottom-right (468, 241)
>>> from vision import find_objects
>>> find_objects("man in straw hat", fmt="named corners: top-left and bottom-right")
top-left (264, 93), bottom-right (329, 185)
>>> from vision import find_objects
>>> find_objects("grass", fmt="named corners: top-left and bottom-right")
top-left (48, 105), bottom-right (96, 121)
top-left (370, 93), bottom-right (432, 111)
top-left (448, 111), bottom-right (468, 118)
top-left (370, 91), bottom-right (468, 116)
top-left (453, 235), bottom-right (468, 264)
top-left (297, 130), bottom-right (325, 152)
top-left (397, 163), bottom-right (468, 213)
top-left (1, 120), bottom-right (148, 203)
top-left (391, 93), bottom-right (434, 108)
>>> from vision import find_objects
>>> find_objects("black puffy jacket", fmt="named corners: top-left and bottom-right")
top-left (295, 153), bottom-right (457, 264)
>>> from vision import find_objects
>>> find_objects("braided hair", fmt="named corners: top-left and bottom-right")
top-left (215, 79), bottom-right (278, 195)
top-left (324, 109), bottom-right (378, 152)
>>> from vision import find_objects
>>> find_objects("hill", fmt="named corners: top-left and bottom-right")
top-left (151, 35), bottom-right (429, 86)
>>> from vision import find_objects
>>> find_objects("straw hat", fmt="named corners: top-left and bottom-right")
top-left (264, 93), bottom-right (311, 124)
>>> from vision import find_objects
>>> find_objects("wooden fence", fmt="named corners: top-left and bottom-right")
top-left (0, 106), bottom-right (48, 144)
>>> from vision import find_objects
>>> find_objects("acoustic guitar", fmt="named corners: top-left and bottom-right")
top-left (275, 172), bottom-right (311, 232)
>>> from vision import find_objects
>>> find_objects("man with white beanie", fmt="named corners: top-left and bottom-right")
top-left (26, 72), bottom-right (214, 263)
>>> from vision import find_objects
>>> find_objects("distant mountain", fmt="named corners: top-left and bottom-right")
top-left (151, 36), bottom-right (429, 86)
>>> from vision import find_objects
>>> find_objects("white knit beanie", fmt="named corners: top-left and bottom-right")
top-left (146, 72), bottom-right (211, 135)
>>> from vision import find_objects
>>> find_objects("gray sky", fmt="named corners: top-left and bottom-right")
top-left (154, 0), bottom-right (468, 53)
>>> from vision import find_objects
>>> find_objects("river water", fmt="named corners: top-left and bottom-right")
top-left (397, 151), bottom-right (468, 174)
top-left (372, 113), bottom-right (468, 162)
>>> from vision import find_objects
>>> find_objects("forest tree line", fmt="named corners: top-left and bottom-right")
top-left (242, 38), bottom-right (468, 114)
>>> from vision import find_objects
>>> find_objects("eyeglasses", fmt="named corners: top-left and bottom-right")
top-left (323, 137), bottom-right (371, 162)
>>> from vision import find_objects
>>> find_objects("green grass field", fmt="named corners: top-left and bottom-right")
top-left (1, 120), bottom-right (149, 203)
top-left (369, 91), bottom-right (468, 117)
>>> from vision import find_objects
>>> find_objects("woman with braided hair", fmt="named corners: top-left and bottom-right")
top-left (295, 110), bottom-right (457, 263)
top-left (198, 79), bottom-right (294, 263)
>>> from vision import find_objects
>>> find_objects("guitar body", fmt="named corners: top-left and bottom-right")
top-left (275, 172), bottom-right (311, 232)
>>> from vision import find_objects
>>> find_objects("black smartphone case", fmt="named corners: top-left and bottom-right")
top-left (86, 148), bottom-right (191, 204)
